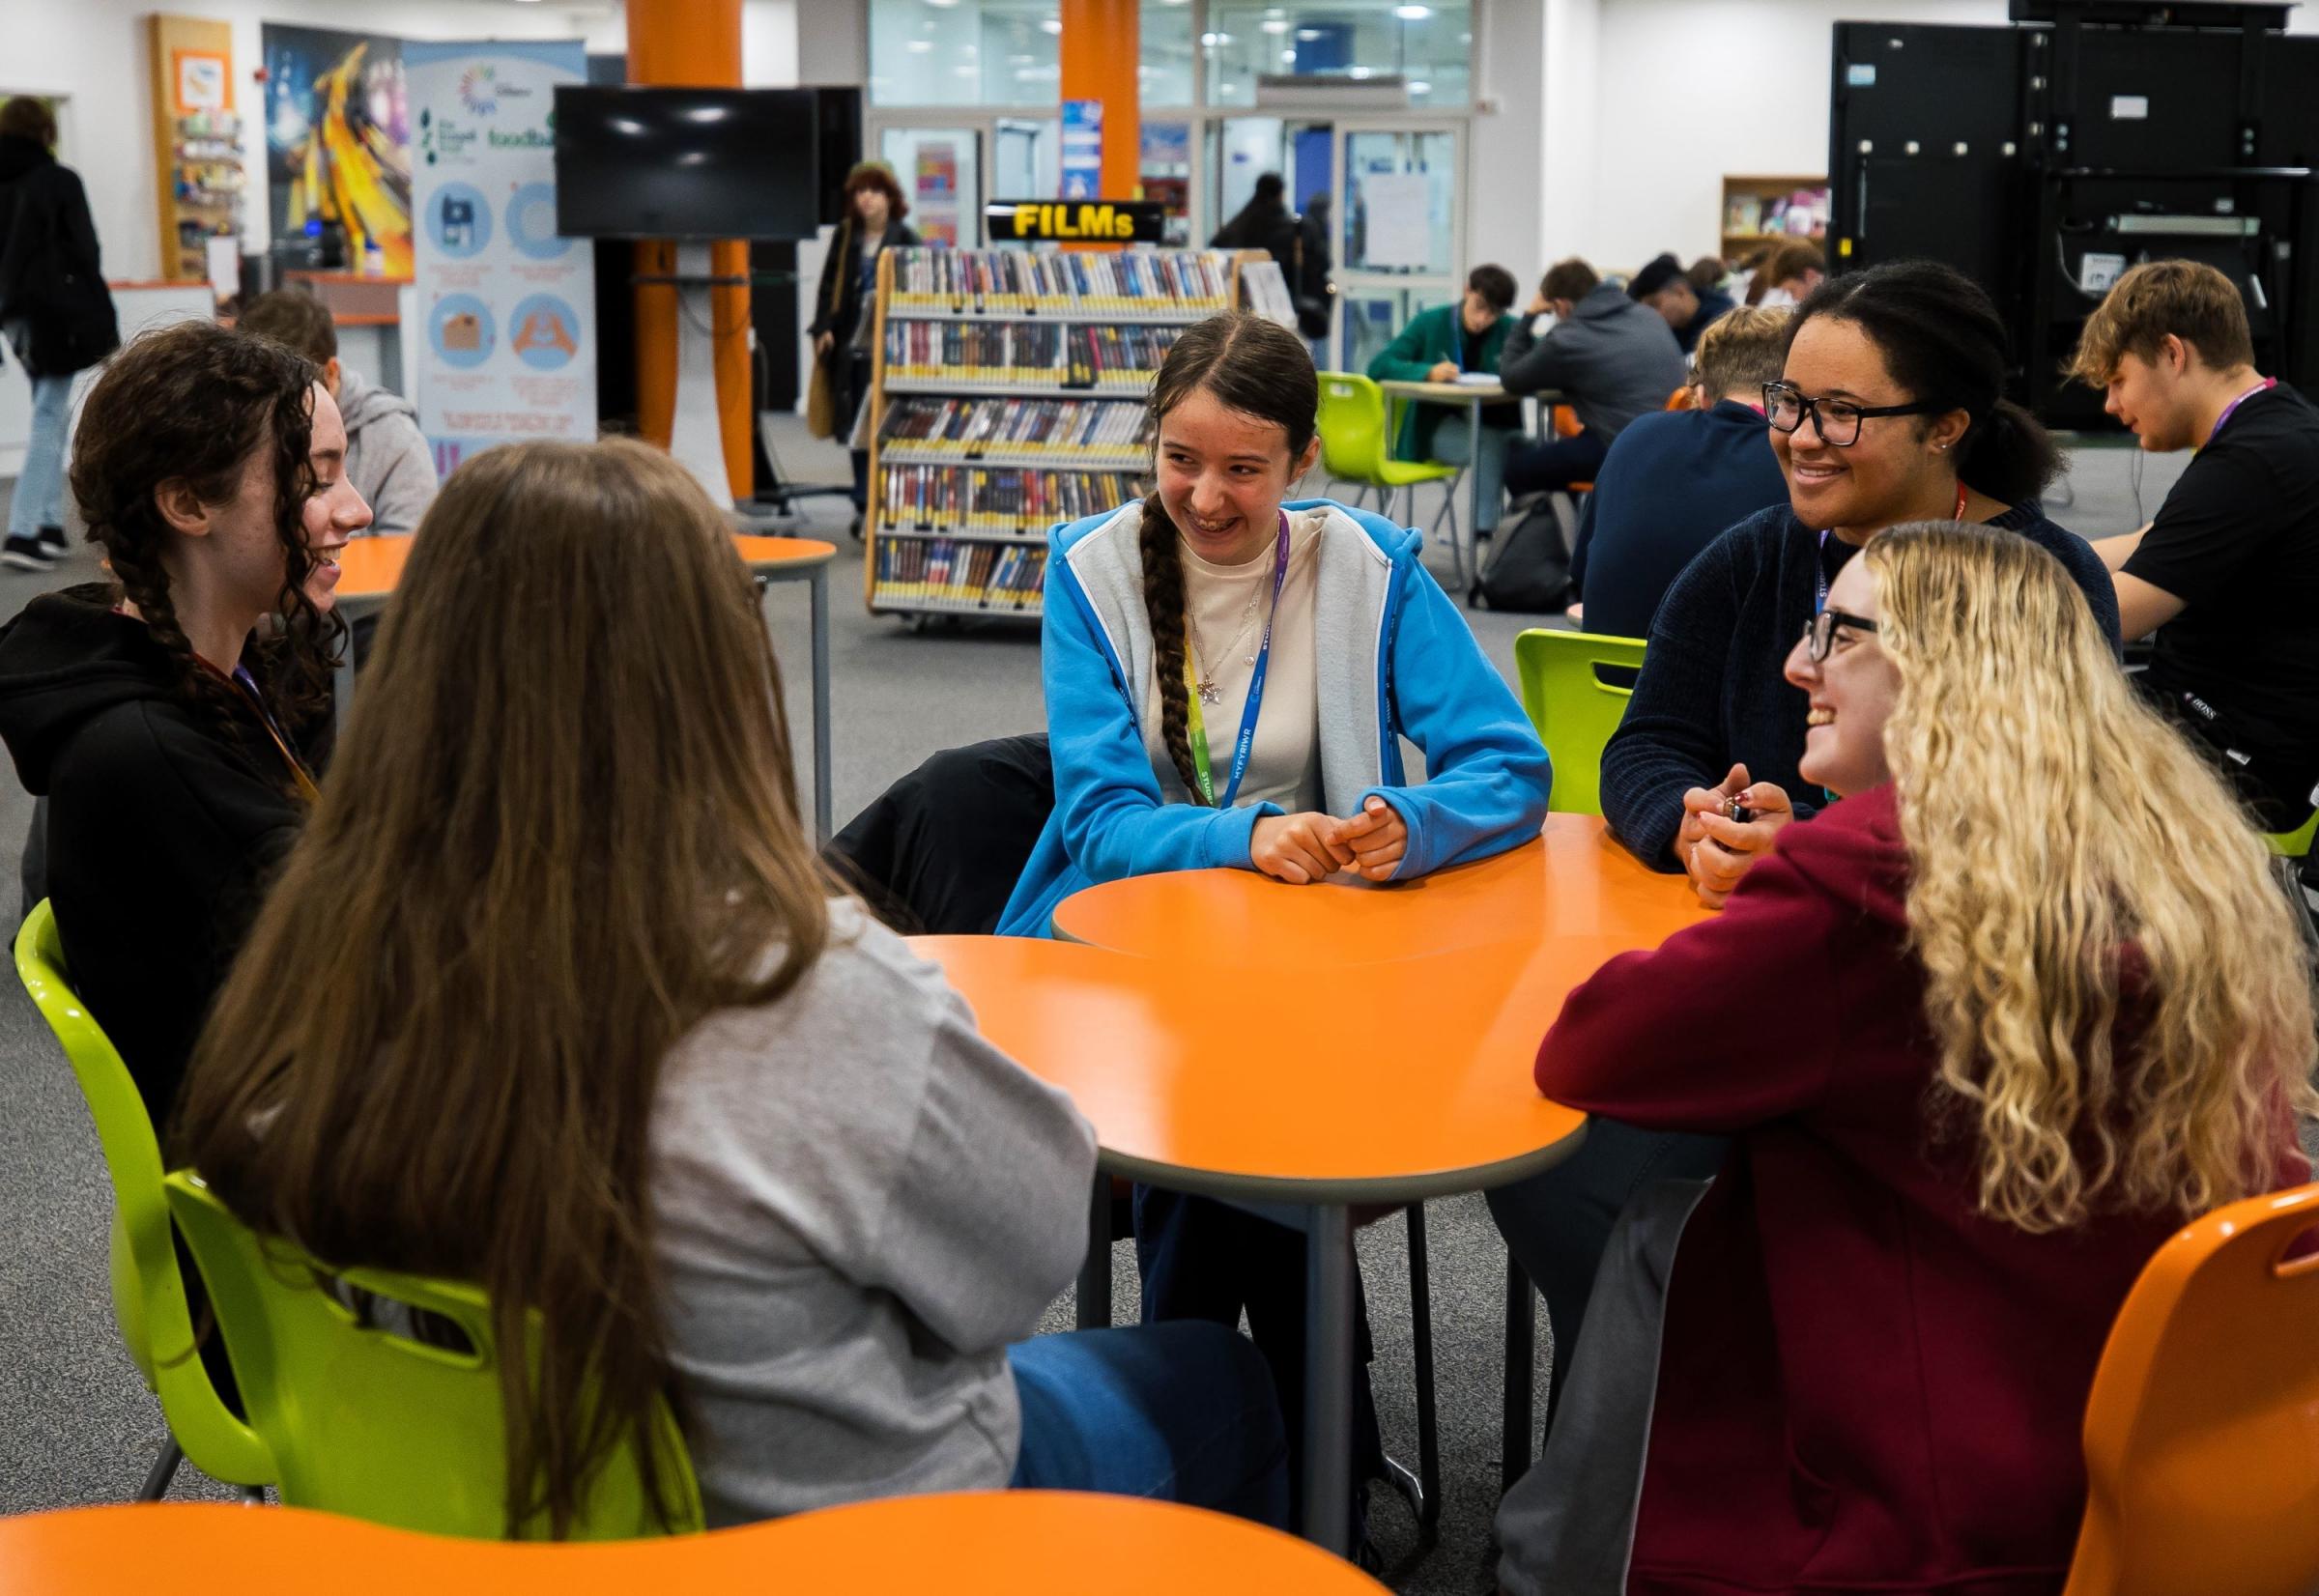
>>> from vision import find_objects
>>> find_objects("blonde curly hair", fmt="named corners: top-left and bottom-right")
top-left (1863, 522), bottom-right (2315, 1232)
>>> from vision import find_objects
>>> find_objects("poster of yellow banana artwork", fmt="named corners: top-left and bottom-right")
top-left (263, 25), bottom-right (414, 277)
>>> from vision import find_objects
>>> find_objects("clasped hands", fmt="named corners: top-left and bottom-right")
top-left (1677, 762), bottom-right (1793, 909)
top-left (1250, 796), bottom-right (1409, 885)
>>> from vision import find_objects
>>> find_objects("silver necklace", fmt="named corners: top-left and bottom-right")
top-left (1185, 575), bottom-right (1266, 706)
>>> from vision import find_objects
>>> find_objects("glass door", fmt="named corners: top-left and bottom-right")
top-left (1333, 122), bottom-right (1463, 374)
top-left (879, 127), bottom-right (983, 248)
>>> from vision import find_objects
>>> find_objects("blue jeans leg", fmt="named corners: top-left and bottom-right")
top-left (1009, 1322), bottom-right (1291, 1529)
top-left (1428, 416), bottom-right (1511, 532)
top-left (11, 374), bottom-right (72, 537)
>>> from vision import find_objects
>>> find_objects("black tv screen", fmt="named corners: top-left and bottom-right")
top-left (554, 87), bottom-right (819, 242)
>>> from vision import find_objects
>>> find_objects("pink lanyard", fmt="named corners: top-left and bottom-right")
top-left (2207, 378), bottom-right (2277, 447)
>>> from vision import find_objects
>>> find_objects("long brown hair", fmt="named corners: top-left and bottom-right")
top-left (172, 438), bottom-right (832, 1534)
top-left (1139, 312), bottom-right (1318, 801)
top-left (71, 321), bottom-right (342, 751)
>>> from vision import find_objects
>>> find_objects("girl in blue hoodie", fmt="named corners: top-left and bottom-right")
top-left (997, 311), bottom-right (1551, 1522)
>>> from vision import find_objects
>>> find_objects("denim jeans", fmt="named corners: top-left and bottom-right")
top-left (1505, 429), bottom-right (1610, 499)
top-left (1429, 415), bottom-right (1514, 532)
top-left (1008, 1320), bottom-right (1290, 1528)
top-left (10, 373), bottom-right (72, 538)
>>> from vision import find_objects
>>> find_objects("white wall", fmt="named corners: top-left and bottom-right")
top-left (1576, 0), bottom-right (2319, 274)
top-left (1466, 0), bottom-right (1543, 289)
top-left (0, 0), bottom-right (803, 284)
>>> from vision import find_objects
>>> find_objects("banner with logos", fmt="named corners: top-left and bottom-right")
top-left (406, 40), bottom-right (594, 478)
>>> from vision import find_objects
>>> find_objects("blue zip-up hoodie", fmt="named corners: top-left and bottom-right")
top-left (996, 498), bottom-right (1553, 938)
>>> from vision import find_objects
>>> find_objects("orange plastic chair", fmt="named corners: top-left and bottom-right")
top-left (2062, 1182), bottom-right (2319, 1596)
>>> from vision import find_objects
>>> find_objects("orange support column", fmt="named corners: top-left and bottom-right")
top-left (1058, 0), bottom-right (1140, 206)
top-left (627, 0), bottom-right (753, 499)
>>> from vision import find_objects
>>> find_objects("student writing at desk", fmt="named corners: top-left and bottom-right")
top-left (1365, 264), bottom-right (1521, 541)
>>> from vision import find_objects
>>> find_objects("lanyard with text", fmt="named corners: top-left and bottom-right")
top-left (1182, 512), bottom-right (1292, 808)
top-left (202, 657), bottom-right (322, 806)
top-left (2207, 378), bottom-right (2277, 447)
top-left (1815, 481), bottom-right (1967, 612)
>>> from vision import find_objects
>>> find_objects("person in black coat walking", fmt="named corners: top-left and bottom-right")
top-left (808, 161), bottom-right (921, 529)
top-left (1211, 172), bottom-right (1301, 276)
top-left (0, 97), bottom-right (117, 568)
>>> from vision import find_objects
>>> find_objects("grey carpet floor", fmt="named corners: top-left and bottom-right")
top-left (0, 424), bottom-right (2192, 1590)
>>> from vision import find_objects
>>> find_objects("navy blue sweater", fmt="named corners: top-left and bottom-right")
top-left (1571, 400), bottom-right (1791, 641)
top-left (1600, 501), bottom-right (2122, 869)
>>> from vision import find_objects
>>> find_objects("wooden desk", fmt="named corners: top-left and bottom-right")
top-left (0, 1494), bottom-right (1387, 1593)
top-left (1053, 813), bottom-right (1709, 966)
top-left (330, 534), bottom-right (839, 841)
top-left (907, 932), bottom-right (1590, 1556)
top-left (1375, 377), bottom-right (1541, 593)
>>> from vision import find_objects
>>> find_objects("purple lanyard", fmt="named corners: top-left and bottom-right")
top-left (2208, 378), bottom-right (2277, 447)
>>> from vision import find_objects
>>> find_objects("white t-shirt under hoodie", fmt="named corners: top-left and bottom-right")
top-left (1140, 505), bottom-right (1328, 812)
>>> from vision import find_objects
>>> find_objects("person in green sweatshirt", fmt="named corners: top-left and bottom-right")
top-left (1366, 264), bottom-right (1519, 534)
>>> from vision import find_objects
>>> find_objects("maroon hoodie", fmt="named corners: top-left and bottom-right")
top-left (1535, 782), bottom-right (2307, 1596)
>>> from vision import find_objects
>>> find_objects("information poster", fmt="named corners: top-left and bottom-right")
top-left (406, 40), bottom-right (594, 477)
top-left (1061, 99), bottom-right (1102, 200)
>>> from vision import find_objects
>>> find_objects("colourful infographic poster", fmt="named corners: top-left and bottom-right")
top-left (406, 41), bottom-right (595, 477)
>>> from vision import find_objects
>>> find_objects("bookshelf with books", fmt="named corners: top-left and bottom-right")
top-left (863, 246), bottom-right (1262, 621)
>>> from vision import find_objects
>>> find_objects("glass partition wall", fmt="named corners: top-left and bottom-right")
top-left (864, 0), bottom-right (1474, 361)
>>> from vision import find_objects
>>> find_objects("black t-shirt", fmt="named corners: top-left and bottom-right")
top-left (2124, 384), bottom-right (2319, 806)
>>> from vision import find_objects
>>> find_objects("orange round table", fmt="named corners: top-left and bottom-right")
top-left (330, 533), bottom-right (839, 840)
top-left (906, 933), bottom-right (1594, 1555)
top-left (1039, 813), bottom-right (1707, 1528)
top-left (0, 1493), bottom-right (1388, 1593)
top-left (1051, 812), bottom-right (1710, 964)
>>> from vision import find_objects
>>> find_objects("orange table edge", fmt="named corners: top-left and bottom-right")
top-left (327, 533), bottom-right (838, 841)
top-left (0, 1494), bottom-right (1388, 1594)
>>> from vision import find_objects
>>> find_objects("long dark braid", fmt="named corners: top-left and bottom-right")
top-left (1138, 489), bottom-right (1205, 801)
top-left (1137, 312), bottom-right (1320, 807)
top-left (70, 321), bottom-right (339, 790)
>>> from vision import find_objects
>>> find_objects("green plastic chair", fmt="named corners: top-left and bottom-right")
top-left (14, 899), bottom-right (274, 1500)
top-left (2266, 807), bottom-right (2319, 858)
top-left (1316, 371), bottom-right (1461, 532)
top-left (1514, 628), bottom-right (1649, 816)
top-left (164, 1170), bottom-right (704, 1539)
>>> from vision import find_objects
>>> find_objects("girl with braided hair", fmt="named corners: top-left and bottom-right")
top-left (0, 319), bottom-right (369, 1120)
top-left (996, 311), bottom-right (1551, 1528)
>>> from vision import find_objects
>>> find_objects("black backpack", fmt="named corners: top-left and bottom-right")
top-left (1473, 492), bottom-right (1572, 613)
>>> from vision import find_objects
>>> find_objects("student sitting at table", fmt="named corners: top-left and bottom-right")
top-left (1363, 264), bottom-right (1521, 541)
top-left (0, 320), bottom-right (366, 1122)
top-left (1498, 258), bottom-right (1688, 501)
top-left (1495, 521), bottom-right (2313, 1596)
top-left (1598, 259), bottom-right (2119, 908)
top-left (174, 437), bottom-right (1290, 1535)
top-left (997, 311), bottom-right (1551, 1525)
top-left (1565, 304), bottom-right (1792, 641)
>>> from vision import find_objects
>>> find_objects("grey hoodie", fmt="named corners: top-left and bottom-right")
top-left (333, 366), bottom-right (438, 536)
top-left (1499, 282), bottom-right (1688, 446)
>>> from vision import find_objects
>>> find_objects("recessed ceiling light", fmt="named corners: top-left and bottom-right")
top-left (1261, 18), bottom-right (1289, 32)
top-left (1296, 27), bottom-right (1324, 41)
top-left (1200, 31), bottom-right (1233, 45)
top-left (1408, 80), bottom-right (1431, 94)
top-left (1040, 16), bottom-right (1062, 32)
top-left (907, 40), bottom-right (932, 51)
top-left (1394, 4), bottom-right (1432, 17)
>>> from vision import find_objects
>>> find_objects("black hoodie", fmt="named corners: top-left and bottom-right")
top-left (0, 585), bottom-right (303, 1122)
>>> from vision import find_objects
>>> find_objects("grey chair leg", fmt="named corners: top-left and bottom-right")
top-left (238, 1486), bottom-right (268, 1504)
top-left (138, 1438), bottom-right (184, 1502)
top-left (1406, 1205), bottom-right (1442, 1535)
top-left (1503, 1250), bottom-right (1537, 1496)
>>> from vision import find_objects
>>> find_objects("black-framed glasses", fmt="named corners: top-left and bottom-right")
top-left (1762, 381), bottom-right (1946, 447)
top-left (1801, 608), bottom-right (1879, 663)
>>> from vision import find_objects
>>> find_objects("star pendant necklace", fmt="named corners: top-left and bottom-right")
top-left (1187, 576), bottom-right (1269, 706)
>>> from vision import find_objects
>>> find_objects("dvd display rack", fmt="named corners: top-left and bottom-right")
top-left (863, 246), bottom-right (1258, 622)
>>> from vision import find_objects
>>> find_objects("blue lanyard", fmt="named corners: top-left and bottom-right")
top-left (1183, 511), bottom-right (1292, 808)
